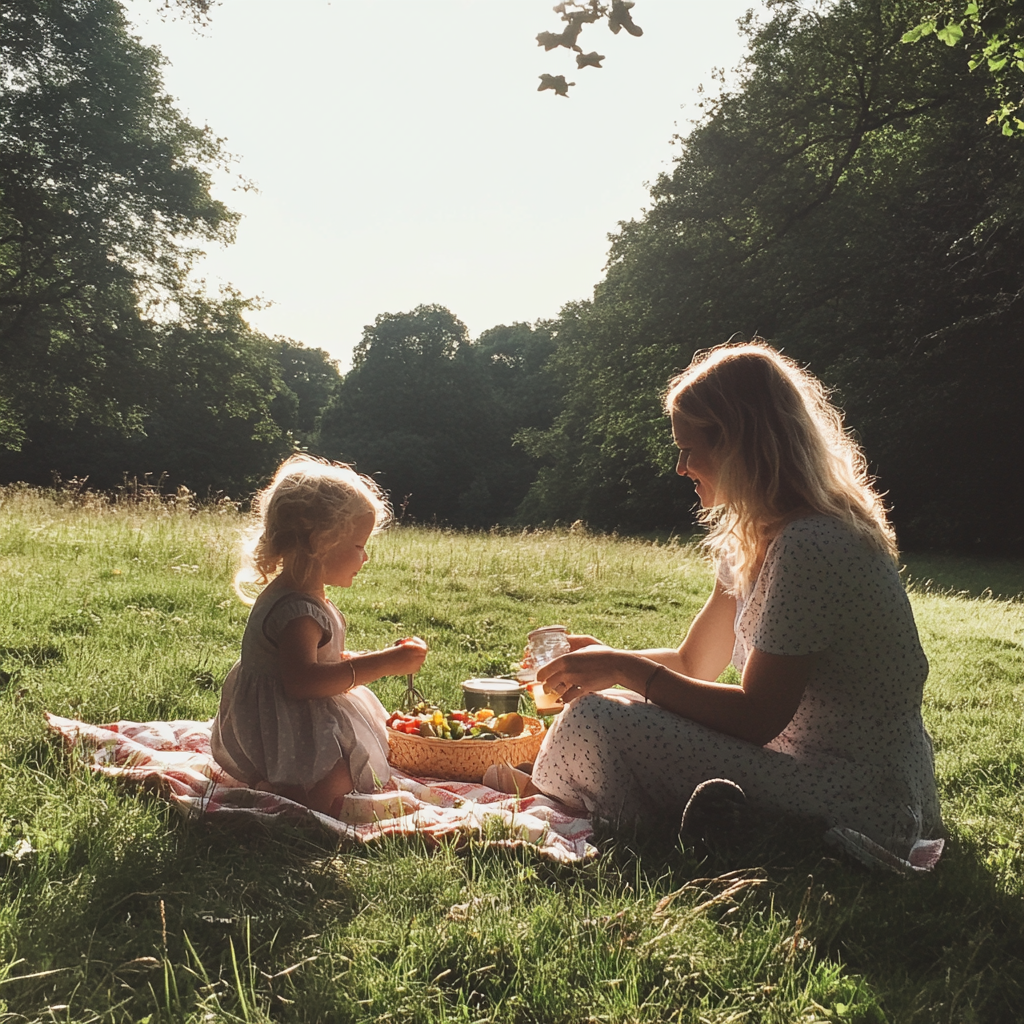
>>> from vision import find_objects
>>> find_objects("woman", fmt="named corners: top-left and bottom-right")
top-left (530, 342), bottom-right (944, 866)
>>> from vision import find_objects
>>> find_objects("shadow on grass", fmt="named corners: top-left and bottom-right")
top-left (902, 553), bottom-right (1024, 602)
top-left (597, 816), bottom-right (1024, 1024)
top-left (0, 744), bottom-right (367, 1019)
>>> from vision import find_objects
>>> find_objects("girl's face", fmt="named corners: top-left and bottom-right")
top-left (321, 513), bottom-right (376, 588)
top-left (671, 411), bottom-right (720, 508)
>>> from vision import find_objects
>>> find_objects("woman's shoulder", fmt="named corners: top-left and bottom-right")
top-left (770, 515), bottom-right (892, 579)
top-left (767, 515), bottom-right (865, 568)
top-left (776, 514), bottom-right (862, 546)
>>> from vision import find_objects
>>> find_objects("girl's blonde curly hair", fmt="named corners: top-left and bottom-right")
top-left (665, 341), bottom-right (897, 595)
top-left (234, 454), bottom-right (392, 603)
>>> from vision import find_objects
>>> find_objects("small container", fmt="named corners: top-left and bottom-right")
top-left (517, 625), bottom-right (572, 683)
top-left (460, 678), bottom-right (526, 715)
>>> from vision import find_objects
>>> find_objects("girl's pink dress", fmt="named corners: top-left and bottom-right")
top-left (211, 587), bottom-right (391, 793)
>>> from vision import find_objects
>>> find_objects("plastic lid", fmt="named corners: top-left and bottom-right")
top-left (460, 678), bottom-right (527, 694)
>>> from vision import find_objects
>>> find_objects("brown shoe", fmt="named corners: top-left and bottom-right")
top-left (680, 778), bottom-right (748, 851)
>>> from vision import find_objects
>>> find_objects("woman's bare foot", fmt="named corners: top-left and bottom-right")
top-left (483, 763), bottom-right (541, 797)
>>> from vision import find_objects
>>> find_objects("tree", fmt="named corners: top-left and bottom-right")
top-left (0, 291), bottom-right (302, 496)
top-left (0, 0), bottom-right (235, 450)
top-left (903, 1), bottom-right (1024, 134)
top-left (521, 0), bottom-right (1024, 551)
top-left (269, 339), bottom-right (342, 448)
top-left (0, 0), bottom-right (333, 498)
top-left (316, 307), bottom-right (558, 527)
top-left (536, 1), bottom-right (644, 96)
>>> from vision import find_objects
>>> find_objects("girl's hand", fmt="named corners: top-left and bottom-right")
top-left (390, 636), bottom-right (428, 674)
top-left (394, 635), bottom-right (427, 650)
top-left (536, 646), bottom-right (634, 703)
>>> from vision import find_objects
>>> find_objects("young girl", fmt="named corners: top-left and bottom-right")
top-left (211, 454), bottom-right (427, 817)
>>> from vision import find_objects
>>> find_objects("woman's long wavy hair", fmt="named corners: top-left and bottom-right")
top-left (665, 341), bottom-right (897, 593)
top-left (234, 454), bottom-right (391, 603)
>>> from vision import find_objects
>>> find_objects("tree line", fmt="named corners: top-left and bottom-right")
top-left (2, 0), bottom-right (1022, 553)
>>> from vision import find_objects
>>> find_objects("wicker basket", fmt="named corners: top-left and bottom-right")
top-left (387, 717), bottom-right (545, 783)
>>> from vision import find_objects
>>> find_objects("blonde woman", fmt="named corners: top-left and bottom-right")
top-left (529, 342), bottom-right (944, 866)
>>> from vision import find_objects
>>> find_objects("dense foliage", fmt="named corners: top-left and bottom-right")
top-left (0, 0), bottom-right (325, 495)
top-left (904, 1), bottom-right (1024, 133)
top-left (521, 0), bottom-right (1024, 552)
top-left (316, 306), bottom-right (557, 526)
top-left (2, 0), bottom-right (1022, 549)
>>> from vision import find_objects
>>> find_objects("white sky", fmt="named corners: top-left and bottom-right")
top-left (124, 0), bottom-right (764, 368)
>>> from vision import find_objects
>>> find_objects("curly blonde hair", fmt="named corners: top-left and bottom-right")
top-left (234, 454), bottom-right (391, 603)
top-left (665, 341), bottom-right (897, 593)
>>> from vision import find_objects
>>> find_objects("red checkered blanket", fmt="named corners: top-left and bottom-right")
top-left (44, 713), bottom-right (596, 864)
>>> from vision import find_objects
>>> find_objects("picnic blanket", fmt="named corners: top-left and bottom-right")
top-left (44, 714), bottom-right (596, 864)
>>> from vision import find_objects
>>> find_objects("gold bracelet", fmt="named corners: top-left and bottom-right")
top-left (642, 664), bottom-right (662, 704)
top-left (347, 658), bottom-right (357, 691)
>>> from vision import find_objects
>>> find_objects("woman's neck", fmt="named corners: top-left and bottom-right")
top-left (766, 504), bottom-right (817, 536)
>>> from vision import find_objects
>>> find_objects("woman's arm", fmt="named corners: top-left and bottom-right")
top-left (537, 644), bottom-right (817, 746)
top-left (635, 579), bottom-right (737, 681)
top-left (569, 580), bottom-right (737, 680)
top-left (277, 616), bottom-right (427, 700)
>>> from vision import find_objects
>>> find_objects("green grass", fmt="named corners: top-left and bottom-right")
top-left (1, 485), bottom-right (1022, 1023)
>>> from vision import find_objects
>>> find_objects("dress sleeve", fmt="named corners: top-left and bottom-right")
top-left (750, 521), bottom-right (838, 656)
top-left (262, 594), bottom-right (334, 648)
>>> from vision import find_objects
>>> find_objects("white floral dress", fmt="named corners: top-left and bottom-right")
top-left (532, 516), bottom-right (944, 858)
top-left (211, 587), bottom-right (391, 793)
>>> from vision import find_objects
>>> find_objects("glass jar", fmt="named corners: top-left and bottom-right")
top-left (517, 625), bottom-right (571, 683)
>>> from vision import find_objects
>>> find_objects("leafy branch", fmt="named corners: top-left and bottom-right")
top-left (903, 2), bottom-right (1024, 134)
top-left (537, 1), bottom-right (643, 97)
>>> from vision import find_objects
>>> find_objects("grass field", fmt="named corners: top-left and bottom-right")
top-left (1, 486), bottom-right (1022, 1023)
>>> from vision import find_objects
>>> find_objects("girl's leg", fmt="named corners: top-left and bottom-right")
top-left (305, 757), bottom-right (355, 817)
top-left (257, 759), bottom-right (355, 817)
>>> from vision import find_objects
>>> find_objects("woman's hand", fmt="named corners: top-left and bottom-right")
top-left (536, 646), bottom-right (638, 703)
top-left (567, 633), bottom-right (603, 651)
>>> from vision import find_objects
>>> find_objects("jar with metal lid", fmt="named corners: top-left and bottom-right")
top-left (517, 625), bottom-right (571, 683)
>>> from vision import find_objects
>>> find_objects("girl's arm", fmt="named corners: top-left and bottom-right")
top-left (277, 617), bottom-right (428, 700)
top-left (537, 644), bottom-right (817, 746)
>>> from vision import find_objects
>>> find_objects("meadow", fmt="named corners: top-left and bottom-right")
top-left (0, 486), bottom-right (1022, 1024)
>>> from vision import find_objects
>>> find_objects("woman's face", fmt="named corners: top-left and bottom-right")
top-left (671, 411), bottom-right (720, 508)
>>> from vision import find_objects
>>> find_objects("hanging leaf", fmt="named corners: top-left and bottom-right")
top-left (538, 74), bottom-right (574, 97)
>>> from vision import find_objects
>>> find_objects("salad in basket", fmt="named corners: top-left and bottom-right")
top-left (387, 702), bottom-right (528, 741)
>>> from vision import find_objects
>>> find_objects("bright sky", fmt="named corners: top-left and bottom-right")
top-left (124, 0), bottom-right (764, 367)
